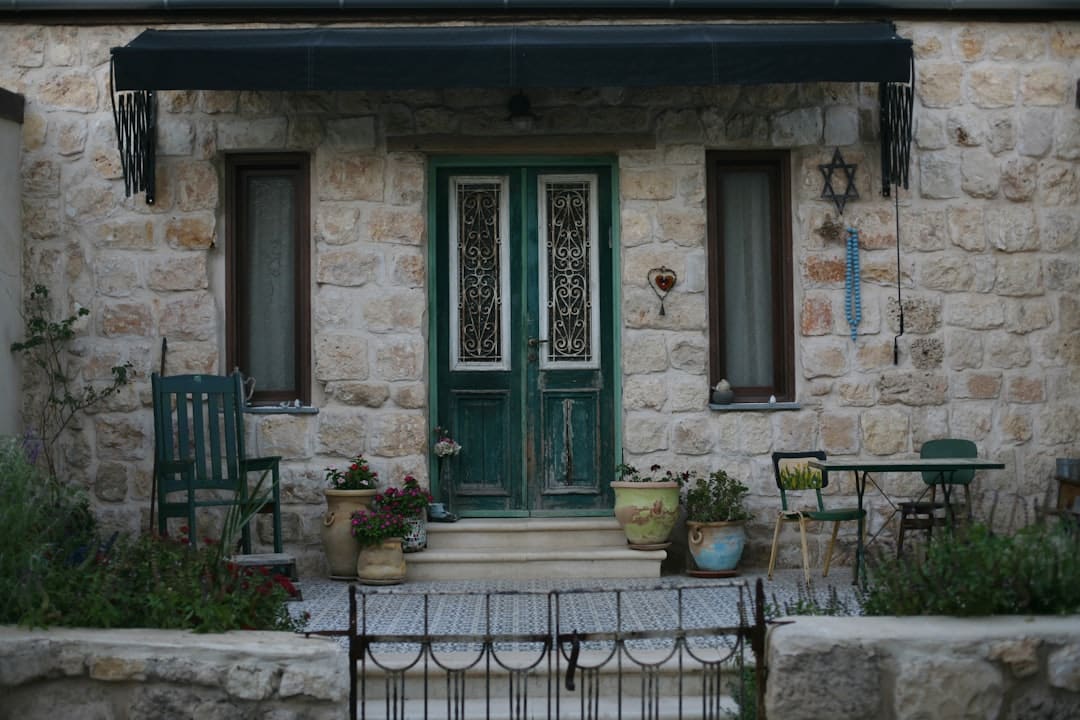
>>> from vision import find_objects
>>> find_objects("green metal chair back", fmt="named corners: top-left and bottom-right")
top-left (920, 438), bottom-right (977, 486)
top-left (772, 450), bottom-right (828, 513)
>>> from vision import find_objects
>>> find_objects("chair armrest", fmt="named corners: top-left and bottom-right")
top-left (241, 456), bottom-right (282, 472)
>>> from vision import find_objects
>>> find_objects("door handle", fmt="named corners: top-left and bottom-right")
top-left (527, 338), bottom-right (550, 348)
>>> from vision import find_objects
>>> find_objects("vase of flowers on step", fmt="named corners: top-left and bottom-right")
top-left (321, 454), bottom-right (379, 580)
top-left (611, 463), bottom-right (687, 549)
top-left (352, 506), bottom-right (409, 585)
top-left (376, 475), bottom-right (434, 553)
top-left (431, 426), bottom-right (462, 522)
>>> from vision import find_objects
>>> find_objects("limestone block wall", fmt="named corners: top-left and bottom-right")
top-left (0, 626), bottom-right (346, 720)
top-left (766, 616), bottom-right (1080, 719)
top-left (0, 19), bottom-right (1077, 573)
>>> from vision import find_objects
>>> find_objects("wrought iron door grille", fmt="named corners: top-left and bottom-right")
top-left (311, 580), bottom-right (767, 720)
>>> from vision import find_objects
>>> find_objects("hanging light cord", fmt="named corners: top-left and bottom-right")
top-left (845, 226), bottom-right (862, 342)
top-left (893, 189), bottom-right (905, 364)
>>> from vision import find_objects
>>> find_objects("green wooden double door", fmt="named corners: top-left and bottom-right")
top-left (434, 164), bottom-right (616, 516)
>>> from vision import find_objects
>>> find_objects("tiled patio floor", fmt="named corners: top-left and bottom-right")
top-left (289, 568), bottom-right (864, 648)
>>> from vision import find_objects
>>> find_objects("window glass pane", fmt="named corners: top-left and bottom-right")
top-left (453, 179), bottom-right (508, 369)
top-left (721, 170), bottom-right (773, 387)
top-left (245, 176), bottom-right (295, 393)
top-left (543, 178), bottom-right (597, 367)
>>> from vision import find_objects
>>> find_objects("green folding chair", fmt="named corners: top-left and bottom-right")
top-left (768, 451), bottom-right (865, 584)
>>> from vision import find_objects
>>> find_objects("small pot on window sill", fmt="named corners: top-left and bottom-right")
top-left (710, 389), bottom-right (735, 404)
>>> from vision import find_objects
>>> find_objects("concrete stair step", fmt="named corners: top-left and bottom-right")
top-left (425, 517), bottom-right (627, 551)
top-left (406, 547), bottom-right (665, 580)
top-left (357, 650), bottom-right (745, 718)
top-left (409, 517), bottom-right (664, 580)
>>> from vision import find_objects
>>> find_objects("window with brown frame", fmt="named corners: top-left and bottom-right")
top-left (226, 153), bottom-right (311, 405)
top-left (706, 150), bottom-right (794, 403)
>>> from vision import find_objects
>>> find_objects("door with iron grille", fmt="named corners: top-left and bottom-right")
top-left (434, 165), bottom-right (615, 515)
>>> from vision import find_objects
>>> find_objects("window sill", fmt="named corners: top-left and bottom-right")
top-left (708, 402), bottom-right (801, 412)
top-left (244, 405), bottom-right (319, 415)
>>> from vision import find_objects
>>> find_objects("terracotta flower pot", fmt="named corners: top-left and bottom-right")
top-left (357, 537), bottom-right (406, 585)
top-left (611, 480), bottom-right (681, 548)
top-left (321, 488), bottom-right (377, 579)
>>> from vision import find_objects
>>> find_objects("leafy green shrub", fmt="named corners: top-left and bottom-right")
top-left (23, 533), bottom-right (305, 633)
top-left (684, 469), bottom-right (753, 522)
top-left (1, 434), bottom-right (303, 632)
top-left (0, 435), bottom-right (96, 624)
top-left (10, 284), bottom-right (132, 478)
top-left (765, 582), bottom-right (858, 619)
top-left (727, 666), bottom-right (758, 720)
top-left (863, 521), bottom-right (1080, 616)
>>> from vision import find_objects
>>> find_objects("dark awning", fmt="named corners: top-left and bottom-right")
top-left (111, 23), bottom-right (912, 92)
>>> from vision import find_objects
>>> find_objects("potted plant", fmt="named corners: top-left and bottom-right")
top-left (351, 506), bottom-right (409, 585)
top-left (376, 475), bottom-right (433, 552)
top-left (611, 463), bottom-right (687, 549)
top-left (684, 469), bottom-right (753, 574)
top-left (321, 454), bottom-right (379, 579)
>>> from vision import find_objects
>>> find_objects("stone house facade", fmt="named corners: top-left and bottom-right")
top-left (1, 4), bottom-right (1077, 574)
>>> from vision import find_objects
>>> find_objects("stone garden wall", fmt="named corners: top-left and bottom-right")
top-left (766, 615), bottom-right (1080, 720)
top-left (0, 19), bottom-right (1077, 574)
top-left (3, 616), bottom-right (1079, 719)
top-left (0, 626), bottom-right (346, 720)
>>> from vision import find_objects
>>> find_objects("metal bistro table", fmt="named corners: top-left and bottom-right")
top-left (808, 457), bottom-right (1006, 584)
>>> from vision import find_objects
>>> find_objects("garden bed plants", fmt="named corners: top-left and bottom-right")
top-left (0, 436), bottom-right (303, 633)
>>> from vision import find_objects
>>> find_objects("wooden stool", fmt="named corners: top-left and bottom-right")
top-left (896, 501), bottom-right (946, 558)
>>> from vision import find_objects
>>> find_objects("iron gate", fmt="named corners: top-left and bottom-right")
top-left (313, 579), bottom-right (767, 720)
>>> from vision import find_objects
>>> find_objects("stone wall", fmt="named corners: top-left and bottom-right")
top-left (1, 19), bottom-right (1077, 574)
top-left (0, 89), bottom-right (23, 437)
top-left (0, 626), bottom-right (346, 720)
top-left (767, 615), bottom-right (1080, 719)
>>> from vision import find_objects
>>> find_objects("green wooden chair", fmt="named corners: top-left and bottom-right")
top-left (768, 450), bottom-right (866, 584)
top-left (920, 438), bottom-right (978, 521)
top-left (152, 372), bottom-right (283, 554)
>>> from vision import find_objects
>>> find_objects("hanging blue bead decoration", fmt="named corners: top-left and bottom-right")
top-left (845, 227), bottom-right (862, 342)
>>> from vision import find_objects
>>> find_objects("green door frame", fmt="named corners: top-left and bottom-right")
top-left (426, 155), bottom-right (623, 516)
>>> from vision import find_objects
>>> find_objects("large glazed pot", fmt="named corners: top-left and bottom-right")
top-left (611, 480), bottom-right (681, 548)
top-left (357, 537), bottom-right (406, 585)
top-left (321, 489), bottom-right (377, 579)
top-left (687, 520), bottom-right (747, 572)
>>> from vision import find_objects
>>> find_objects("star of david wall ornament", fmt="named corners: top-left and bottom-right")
top-left (819, 148), bottom-right (859, 215)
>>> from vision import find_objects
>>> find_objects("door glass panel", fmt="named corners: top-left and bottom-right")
top-left (538, 175), bottom-right (599, 369)
top-left (450, 177), bottom-right (510, 371)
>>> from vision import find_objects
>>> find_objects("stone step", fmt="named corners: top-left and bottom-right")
top-left (406, 547), bottom-right (666, 580)
top-left (356, 649), bottom-right (746, 718)
top-left (355, 694), bottom-right (739, 719)
top-left (408, 517), bottom-right (664, 580)
top-left (424, 517), bottom-right (628, 551)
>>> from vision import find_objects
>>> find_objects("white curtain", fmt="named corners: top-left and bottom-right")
top-left (245, 176), bottom-right (296, 393)
top-left (721, 171), bottom-right (773, 387)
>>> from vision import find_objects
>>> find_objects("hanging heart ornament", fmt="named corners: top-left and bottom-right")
top-left (647, 266), bottom-right (678, 316)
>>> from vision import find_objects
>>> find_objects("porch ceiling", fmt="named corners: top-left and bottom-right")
top-left (110, 22), bottom-right (912, 92)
